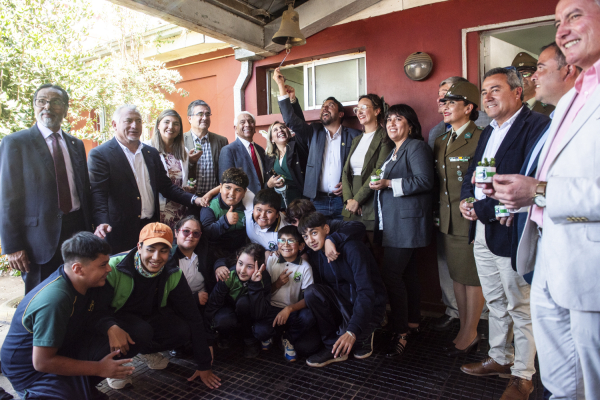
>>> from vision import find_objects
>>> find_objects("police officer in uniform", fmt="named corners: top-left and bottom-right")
top-left (511, 52), bottom-right (554, 117)
top-left (433, 81), bottom-right (486, 356)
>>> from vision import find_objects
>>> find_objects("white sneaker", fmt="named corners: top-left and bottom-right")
top-left (107, 377), bottom-right (132, 389)
top-left (282, 337), bottom-right (297, 362)
top-left (138, 352), bottom-right (169, 370)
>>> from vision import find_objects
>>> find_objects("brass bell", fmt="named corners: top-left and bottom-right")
top-left (272, 4), bottom-right (306, 49)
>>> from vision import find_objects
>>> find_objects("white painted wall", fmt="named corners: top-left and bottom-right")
top-left (486, 36), bottom-right (537, 72)
top-left (335, 0), bottom-right (449, 25)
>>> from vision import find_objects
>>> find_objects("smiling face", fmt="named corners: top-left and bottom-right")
top-left (320, 100), bottom-right (343, 126)
top-left (34, 88), bottom-right (68, 131)
top-left (158, 115), bottom-right (181, 143)
top-left (437, 83), bottom-right (452, 114)
top-left (481, 74), bottom-right (523, 126)
top-left (235, 114), bottom-right (256, 141)
top-left (355, 98), bottom-right (379, 127)
top-left (80, 254), bottom-right (112, 288)
top-left (270, 122), bottom-right (291, 147)
top-left (114, 109), bottom-right (143, 145)
top-left (278, 233), bottom-right (304, 261)
top-left (253, 203), bottom-right (278, 229)
top-left (220, 183), bottom-right (246, 207)
top-left (555, 0), bottom-right (600, 71)
top-left (176, 220), bottom-right (202, 253)
top-left (442, 99), bottom-right (473, 126)
top-left (137, 242), bottom-right (171, 274)
top-left (386, 114), bottom-right (411, 143)
top-left (188, 105), bottom-right (211, 133)
top-left (532, 47), bottom-right (568, 106)
top-left (301, 225), bottom-right (329, 252)
top-left (236, 252), bottom-right (256, 281)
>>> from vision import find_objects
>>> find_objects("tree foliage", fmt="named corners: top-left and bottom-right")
top-left (0, 0), bottom-right (187, 142)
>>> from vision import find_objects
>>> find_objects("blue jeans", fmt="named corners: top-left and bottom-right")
top-left (312, 194), bottom-right (343, 220)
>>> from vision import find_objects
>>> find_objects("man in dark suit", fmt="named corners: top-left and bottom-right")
top-left (218, 112), bottom-right (266, 195)
top-left (273, 68), bottom-right (360, 220)
top-left (183, 100), bottom-right (228, 197)
top-left (458, 68), bottom-right (549, 399)
top-left (89, 105), bottom-right (205, 254)
top-left (0, 84), bottom-right (93, 294)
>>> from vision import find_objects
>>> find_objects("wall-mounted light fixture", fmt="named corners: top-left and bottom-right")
top-left (404, 52), bottom-right (433, 81)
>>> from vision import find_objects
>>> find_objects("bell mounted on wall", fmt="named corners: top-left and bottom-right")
top-left (272, 2), bottom-right (306, 51)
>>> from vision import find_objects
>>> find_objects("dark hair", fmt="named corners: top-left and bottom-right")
top-left (175, 215), bottom-right (202, 232)
top-left (236, 243), bottom-right (266, 268)
top-left (324, 96), bottom-right (345, 123)
top-left (152, 109), bottom-right (187, 161)
top-left (253, 188), bottom-right (281, 210)
top-left (383, 104), bottom-right (423, 143)
top-left (187, 99), bottom-right (211, 116)
top-left (483, 67), bottom-right (524, 101)
top-left (61, 232), bottom-right (111, 268)
top-left (278, 224), bottom-right (303, 243)
top-left (358, 94), bottom-right (385, 127)
top-left (33, 84), bottom-right (69, 108)
top-left (285, 199), bottom-right (316, 224)
top-left (469, 105), bottom-right (480, 122)
top-left (221, 167), bottom-right (249, 190)
top-left (540, 42), bottom-right (567, 69)
top-left (297, 212), bottom-right (328, 235)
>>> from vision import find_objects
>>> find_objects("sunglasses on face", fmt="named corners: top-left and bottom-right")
top-left (179, 229), bottom-right (201, 238)
top-left (277, 238), bottom-right (298, 245)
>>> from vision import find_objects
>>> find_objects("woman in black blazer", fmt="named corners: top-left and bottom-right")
top-left (370, 104), bottom-right (434, 358)
top-left (263, 121), bottom-right (308, 208)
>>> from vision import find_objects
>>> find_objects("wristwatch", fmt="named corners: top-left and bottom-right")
top-left (533, 182), bottom-right (547, 208)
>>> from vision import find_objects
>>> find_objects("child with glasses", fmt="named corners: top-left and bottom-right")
top-left (253, 225), bottom-right (320, 362)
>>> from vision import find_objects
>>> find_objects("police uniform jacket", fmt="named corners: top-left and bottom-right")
top-left (434, 121), bottom-right (483, 236)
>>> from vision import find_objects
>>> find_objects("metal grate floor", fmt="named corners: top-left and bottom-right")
top-left (98, 317), bottom-right (545, 400)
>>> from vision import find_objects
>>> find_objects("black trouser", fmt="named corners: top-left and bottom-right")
top-left (304, 284), bottom-right (379, 350)
top-left (113, 307), bottom-right (191, 356)
top-left (382, 247), bottom-right (421, 334)
top-left (22, 210), bottom-right (86, 294)
top-left (211, 295), bottom-right (256, 343)
top-left (253, 305), bottom-right (321, 355)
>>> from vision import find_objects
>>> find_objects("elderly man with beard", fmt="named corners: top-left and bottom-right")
top-left (0, 84), bottom-right (94, 294)
top-left (276, 69), bottom-right (360, 220)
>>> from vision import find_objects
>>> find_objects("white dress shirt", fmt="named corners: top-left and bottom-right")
top-left (179, 253), bottom-right (205, 294)
top-left (116, 139), bottom-right (155, 219)
top-left (475, 107), bottom-right (523, 200)
top-left (37, 123), bottom-right (80, 212)
top-left (237, 135), bottom-right (264, 176)
top-left (319, 126), bottom-right (342, 193)
top-left (350, 130), bottom-right (376, 175)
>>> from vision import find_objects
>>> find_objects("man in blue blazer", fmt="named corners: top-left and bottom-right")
top-left (274, 68), bottom-right (360, 220)
top-left (458, 68), bottom-right (549, 398)
top-left (0, 84), bottom-right (93, 294)
top-left (218, 112), bottom-right (266, 195)
top-left (89, 105), bottom-right (204, 254)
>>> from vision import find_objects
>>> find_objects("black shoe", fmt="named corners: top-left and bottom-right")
top-left (385, 333), bottom-right (408, 358)
top-left (430, 315), bottom-right (458, 331)
top-left (353, 332), bottom-right (374, 359)
top-left (306, 347), bottom-right (348, 367)
top-left (446, 334), bottom-right (480, 357)
top-left (243, 341), bottom-right (260, 359)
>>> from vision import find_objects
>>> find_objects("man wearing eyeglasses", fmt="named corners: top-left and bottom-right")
top-left (511, 53), bottom-right (555, 117)
top-left (183, 100), bottom-right (229, 197)
top-left (0, 83), bottom-right (94, 294)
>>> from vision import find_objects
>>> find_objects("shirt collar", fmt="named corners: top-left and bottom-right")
top-left (116, 138), bottom-right (144, 155)
top-left (252, 214), bottom-right (281, 232)
top-left (490, 106), bottom-right (523, 130)
top-left (452, 121), bottom-right (471, 137)
top-left (526, 97), bottom-right (537, 109)
top-left (237, 135), bottom-right (254, 148)
top-left (326, 125), bottom-right (342, 141)
top-left (277, 254), bottom-right (302, 265)
top-left (194, 132), bottom-right (209, 144)
top-left (574, 57), bottom-right (600, 94)
top-left (37, 122), bottom-right (63, 140)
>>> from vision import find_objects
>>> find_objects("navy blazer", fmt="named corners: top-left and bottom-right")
top-left (218, 137), bottom-right (266, 195)
top-left (0, 124), bottom-right (92, 264)
top-left (278, 98), bottom-right (360, 198)
top-left (88, 138), bottom-right (194, 254)
top-left (461, 106), bottom-right (550, 257)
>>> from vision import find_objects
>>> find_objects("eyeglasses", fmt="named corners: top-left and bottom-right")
top-left (34, 98), bottom-right (66, 108)
top-left (277, 238), bottom-right (298, 245)
top-left (194, 112), bottom-right (211, 118)
top-left (178, 229), bottom-right (201, 238)
top-left (519, 71), bottom-right (534, 78)
top-left (353, 105), bottom-right (373, 114)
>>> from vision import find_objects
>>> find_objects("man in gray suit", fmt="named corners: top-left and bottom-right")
top-left (491, 0), bottom-right (600, 397)
top-left (183, 100), bottom-right (228, 197)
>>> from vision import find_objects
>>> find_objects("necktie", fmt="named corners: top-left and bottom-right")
top-left (50, 132), bottom-right (72, 214)
top-left (249, 143), bottom-right (264, 186)
top-left (448, 132), bottom-right (457, 146)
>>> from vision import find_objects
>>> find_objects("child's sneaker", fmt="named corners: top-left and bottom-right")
top-left (282, 337), bottom-right (297, 362)
top-left (138, 352), bottom-right (169, 370)
top-left (261, 338), bottom-right (273, 350)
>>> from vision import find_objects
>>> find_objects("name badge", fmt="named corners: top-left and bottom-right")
top-left (449, 157), bottom-right (470, 162)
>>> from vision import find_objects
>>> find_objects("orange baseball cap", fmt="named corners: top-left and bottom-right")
top-left (139, 222), bottom-right (173, 248)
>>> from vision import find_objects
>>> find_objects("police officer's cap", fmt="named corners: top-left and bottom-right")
top-left (511, 52), bottom-right (537, 70)
top-left (443, 81), bottom-right (480, 109)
